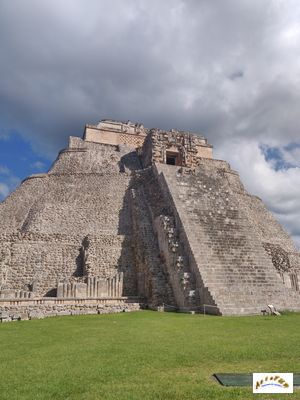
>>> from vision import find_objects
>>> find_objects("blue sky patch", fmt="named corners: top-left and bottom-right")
top-left (260, 144), bottom-right (298, 171)
top-left (283, 142), bottom-right (300, 152)
top-left (0, 131), bottom-right (51, 200)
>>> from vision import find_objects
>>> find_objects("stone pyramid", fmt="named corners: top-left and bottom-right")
top-left (0, 119), bottom-right (299, 317)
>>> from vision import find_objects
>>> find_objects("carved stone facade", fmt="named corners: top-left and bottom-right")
top-left (0, 119), bottom-right (300, 318)
top-left (84, 120), bottom-right (147, 148)
top-left (57, 273), bottom-right (123, 298)
top-left (141, 128), bottom-right (212, 168)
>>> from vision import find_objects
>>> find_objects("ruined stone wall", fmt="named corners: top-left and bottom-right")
top-left (139, 132), bottom-right (153, 168)
top-left (0, 297), bottom-right (141, 321)
top-left (82, 234), bottom-right (136, 296)
top-left (0, 232), bottom-right (81, 296)
top-left (0, 232), bottom-right (136, 298)
top-left (0, 176), bottom-right (48, 233)
top-left (84, 120), bottom-right (147, 148)
top-left (196, 146), bottom-right (213, 159)
top-left (12, 142), bottom-right (139, 238)
top-left (14, 174), bottom-right (132, 236)
top-left (0, 140), bottom-right (139, 298)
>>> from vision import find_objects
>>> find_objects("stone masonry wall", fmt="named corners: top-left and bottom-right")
top-left (0, 232), bottom-right (82, 296)
top-left (82, 234), bottom-right (136, 296)
top-left (0, 297), bottom-right (141, 321)
top-left (0, 140), bottom-right (139, 298)
top-left (84, 120), bottom-right (147, 148)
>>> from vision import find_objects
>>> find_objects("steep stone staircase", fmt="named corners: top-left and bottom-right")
top-left (155, 162), bottom-right (300, 315)
top-left (130, 179), bottom-right (175, 307)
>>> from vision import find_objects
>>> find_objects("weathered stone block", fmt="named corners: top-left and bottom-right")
top-left (29, 312), bottom-right (45, 320)
top-left (74, 283), bottom-right (87, 298)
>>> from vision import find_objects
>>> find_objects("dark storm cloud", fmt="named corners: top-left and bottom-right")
top-left (0, 0), bottom-right (300, 246)
top-left (0, 0), bottom-right (287, 153)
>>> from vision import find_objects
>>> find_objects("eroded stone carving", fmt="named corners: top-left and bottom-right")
top-left (0, 246), bottom-right (10, 290)
top-left (263, 243), bottom-right (291, 272)
top-left (57, 273), bottom-right (124, 298)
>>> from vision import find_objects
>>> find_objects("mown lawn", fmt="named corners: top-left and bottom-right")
top-left (0, 310), bottom-right (300, 400)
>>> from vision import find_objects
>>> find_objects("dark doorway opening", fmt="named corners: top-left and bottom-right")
top-left (166, 151), bottom-right (179, 165)
top-left (166, 155), bottom-right (176, 165)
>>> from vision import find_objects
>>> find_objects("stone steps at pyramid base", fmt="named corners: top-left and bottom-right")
top-left (219, 304), bottom-right (300, 316)
top-left (203, 278), bottom-right (283, 287)
top-left (212, 289), bottom-right (298, 301)
top-left (203, 284), bottom-right (300, 314)
top-left (208, 289), bottom-right (290, 298)
top-left (215, 298), bottom-right (300, 315)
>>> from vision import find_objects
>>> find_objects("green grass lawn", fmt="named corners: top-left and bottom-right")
top-left (0, 311), bottom-right (300, 400)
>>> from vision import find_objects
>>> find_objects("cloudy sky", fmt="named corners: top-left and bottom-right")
top-left (0, 0), bottom-right (299, 247)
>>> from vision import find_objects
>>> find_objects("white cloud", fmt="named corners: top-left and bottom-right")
top-left (0, 166), bottom-right (10, 175)
top-left (30, 161), bottom-right (46, 171)
top-left (0, 132), bottom-right (9, 140)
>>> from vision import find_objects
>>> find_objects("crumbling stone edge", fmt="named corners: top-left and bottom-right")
top-left (0, 297), bottom-right (143, 322)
